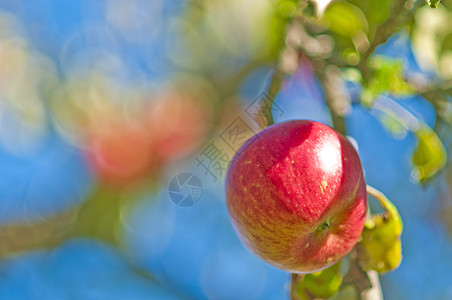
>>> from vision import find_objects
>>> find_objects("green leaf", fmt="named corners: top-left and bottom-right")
top-left (334, 285), bottom-right (359, 300)
top-left (440, 33), bottom-right (452, 54)
top-left (427, 0), bottom-right (441, 8)
top-left (294, 261), bottom-right (346, 299)
top-left (348, 0), bottom-right (391, 25)
top-left (362, 56), bottom-right (413, 106)
top-left (370, 97), bottom-right (446, 182)
top-left (357, 186), bottom-right (403, 273)
top-left (322, 1), bottom-right (368, 38)
top-left (412, 125), bottom-right (447, 183)
top-left (348, 0), bottom-right (391, 41)
top-left (268, 0), bottom-right (301, 62)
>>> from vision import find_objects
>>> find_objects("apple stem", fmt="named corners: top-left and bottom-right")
top-left (317, 220), bottom-right (331, 232)
top-left (366, 185), bottom-right (401, 226)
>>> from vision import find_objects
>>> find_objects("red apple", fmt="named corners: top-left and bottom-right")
top-left (225, 120), bottom-right (367, 273)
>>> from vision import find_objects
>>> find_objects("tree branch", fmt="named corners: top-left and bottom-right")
top-left (343, 251), bottom-right (383, 300)
top-left (257, 70), bottom-right (284, 128)
top-left (361, 270), bottom-right (384, 300)
top-left (316, 65), bottom-right (350, 135)
top-left (357, 0), bottom-right (423, 81)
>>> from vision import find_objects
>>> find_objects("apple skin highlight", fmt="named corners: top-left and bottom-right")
top-left (225, 120), bottom-right (368, 273)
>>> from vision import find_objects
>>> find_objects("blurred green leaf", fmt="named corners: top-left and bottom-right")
top-left (412, 124), bottom-right (447, 182)
top-left (362, 56), bottom-right (413, 106)
top-left (333, 285), bottom-right (359, 300)
top-left (411, 5), bottom-right (452, 79)
top-left (318, 1), bottom-right (369, 61)
top-left (440, 33), bottom-right (452, 54)
top-left (322, 1), bottom-right (368, 38)
top-left (268, 0), bottom-right (302, 62)
top-left (347, 0), bottom-right (391, 42)
top-left (357, 214), bottom-right (403, 273)
top-left (357, 186), bottom-right (403, 273)
top-left (294, 261), bottom-right (346, 299)
top-left (348, 0), bottom-right (391, 25)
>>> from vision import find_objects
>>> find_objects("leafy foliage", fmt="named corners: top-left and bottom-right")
top-left (293, 261), bottom-right (346, 299)
top-left (413, 125), bottom-right (447, 182)
top-left (357, 187), bottom-right (403, 273)
top-left (361, 57), bottom-right (414, 106)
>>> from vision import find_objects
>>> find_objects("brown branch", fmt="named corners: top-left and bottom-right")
top-left (357, 0), bottom-right (423, 81)
top-left (0, 210), bottom-right (77, 260)
top-left (257, 70), bottom-right (284, 128)
top-left (421, 82), bottom-right (452, 101)
top-left (316, 65), bottom-right (350, 135)
top-left (409, 80), bottom-right (452, 126)
top-left (342, 251), bottom-right (383, 300)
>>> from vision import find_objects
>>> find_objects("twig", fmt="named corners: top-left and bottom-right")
top-left (290, 274), bottom-right (306, 300)
top-left (257, 70), bottom-right (284, 128)
top-left (257, 0), bottom-right (311, 128)
top-left (316, 65), bottom-right (350, 135)
top-left (421, 83), bottom-right (452, 108)
top-left (361, 270), bottom-right (384, 300)
top-left (356, 0), bottom-right (421, 81)
top-left (343, 248), bottom-right (383, 300)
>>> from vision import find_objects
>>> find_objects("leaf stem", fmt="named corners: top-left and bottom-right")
top-left (366, 185), bottom-right (402, 230)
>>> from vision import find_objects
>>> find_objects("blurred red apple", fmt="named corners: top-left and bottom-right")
top-left (225, 120), bottom-right (367, 273)
top-left (147, 92), bottom-right (211, 163)
top-left (83, 121), bottom-right (155, 186)
top-left (82, 89), bottom-right (211, 186)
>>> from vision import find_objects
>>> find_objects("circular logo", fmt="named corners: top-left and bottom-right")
top-left (168, 173), bottom-right (203, 207)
